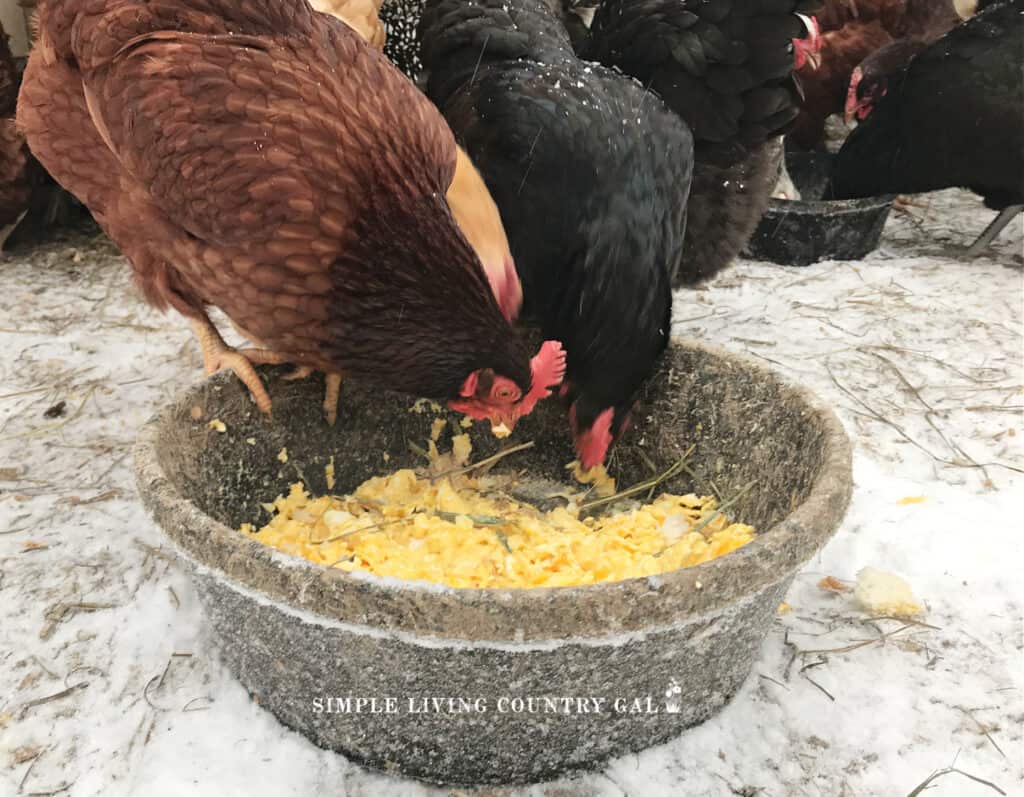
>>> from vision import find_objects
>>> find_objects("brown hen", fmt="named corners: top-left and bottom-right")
top-left (0, 23), bottom-right (32, 251)
top-left (18, 0), bottom-right (563, 428)
top-left (791, 0), bottom-right (970, 149)
top-left (312, 0), bottom-right (523, 323)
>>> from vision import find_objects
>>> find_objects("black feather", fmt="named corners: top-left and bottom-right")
top-left (583, 0), bottom-right (820, 166)
top-left (420, 0), bottom-right (693, 455)
top-left (832, 0), bottom-right (1024, 209)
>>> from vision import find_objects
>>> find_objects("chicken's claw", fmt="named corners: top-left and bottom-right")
top-left (204, 349), bottom-right (278, 415)
top-left (282, 364), bottom-right (343, 425)
top-left (283, 365), bottom-right (316, 381)
top-left (190, 318), bottom-right (283, 415)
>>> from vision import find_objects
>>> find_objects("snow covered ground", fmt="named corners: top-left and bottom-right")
top-left (0, 189), bottom-right (1021, 797)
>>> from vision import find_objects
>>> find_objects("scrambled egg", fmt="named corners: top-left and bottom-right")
top-left (242, 465), bottom-right (756, 589)
top-left (569, 461), bottom-right (617, 498)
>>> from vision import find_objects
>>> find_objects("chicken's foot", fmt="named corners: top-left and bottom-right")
top-left (965, 205), bottom-right (1023, 258)
top-left (190, 318), bottom-right (285, 415)
top-left (280, 367), bottom-right (342, 425)
top-left (283, 366), bottom-right (315, 381)
top-left (324, 374), bottom-right (342, 427)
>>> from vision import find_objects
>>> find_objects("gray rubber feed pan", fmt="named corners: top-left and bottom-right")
top-left (746, 150), bottom-right (894, 266)
top-left (134, 339), bottom-right (852, 785)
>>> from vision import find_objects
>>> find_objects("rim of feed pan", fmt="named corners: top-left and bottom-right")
top-left (133, 338), bottom-right (853, 644)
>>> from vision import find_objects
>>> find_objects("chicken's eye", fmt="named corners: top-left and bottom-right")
top-left (492, 384), bottom-right (519, 401)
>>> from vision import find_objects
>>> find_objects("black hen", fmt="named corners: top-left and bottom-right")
top-left (832, 0), bottom-right (1023, 254)
top-left (419, 0), bottom-right (693, 468)
top-left (583, 0), bottom-right (822, 167)
top-left (579, 0), bottom-right (822, 285)
top-left (683, 141), bottom-right (785, 283)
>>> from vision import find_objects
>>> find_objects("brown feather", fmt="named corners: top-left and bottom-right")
top-left (1, 23), bottom-right (39, 243)
top-left (19, 0), bottom-right (532, 398)
top-left (792, 21), bottom-right (894, 149)
top-left (793, 0), bottom-right (964, 149)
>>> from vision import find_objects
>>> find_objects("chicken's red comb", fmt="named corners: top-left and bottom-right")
top-left (798, 14), bottom-right (821, 50)
top-left (793, 14), bottom-right (822, 70)
top-left (845, 66), bottom-right (864, 122)
top-left (459, 370), bottom-right (480, 397)
top-left (519, 340), bottom-right (566, 415)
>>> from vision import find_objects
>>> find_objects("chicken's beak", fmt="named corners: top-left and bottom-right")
top-left (844, 100), bottom-right (868, 125)
top-left (489, 413), bottom-right (518, 438)
top-left (794, 14), bottom-right (822, 71)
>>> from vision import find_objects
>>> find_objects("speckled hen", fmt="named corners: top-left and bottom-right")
top-left (380, 0), bottom-right (427, 80)
top-left (17, 0), bottom-right (565, 430)
top-left (420, 0), bottom-right (693, 467)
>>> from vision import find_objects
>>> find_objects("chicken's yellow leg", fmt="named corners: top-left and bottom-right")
top-left (190, 317), bottom-right (284, 415)
top-left (221, 317), bottom-right (340, 423)
top-left (281, 367), bottom-right (342, 425)
top-left (282, 365), bottom-right (315, 381)
top-left (324, 373), bottom-right (342, 427)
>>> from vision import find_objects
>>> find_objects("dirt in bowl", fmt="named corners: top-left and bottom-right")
top-left (240, 424), bottom-right (756, 589)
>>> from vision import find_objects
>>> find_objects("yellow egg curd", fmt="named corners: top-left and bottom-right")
top-left (241, 447), bottom-right (756, 589)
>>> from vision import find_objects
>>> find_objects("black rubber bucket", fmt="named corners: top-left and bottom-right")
top-left (745, 151), bottom-right (894, 267)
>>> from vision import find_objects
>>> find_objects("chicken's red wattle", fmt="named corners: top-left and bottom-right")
top-left (488, 255), bottom-right (522, 322)
top-left (570, 406), bottom-right (615, 470)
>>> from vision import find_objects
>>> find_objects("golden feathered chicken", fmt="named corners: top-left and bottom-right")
top-left (309, 0), bottom-right (387, 49)
top-left (18, 0), bottom-right (561, 428)
top-left (309, 0), bottom-right (522, 321)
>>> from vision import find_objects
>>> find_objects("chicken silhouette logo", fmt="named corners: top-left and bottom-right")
top-left (664, 678), bottom-right (683, 714)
